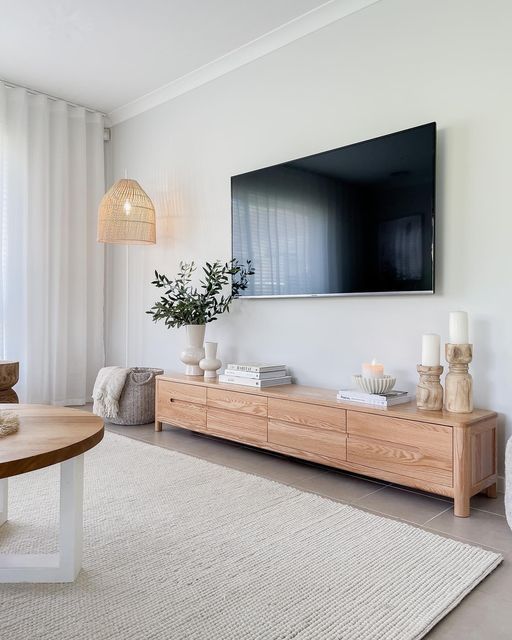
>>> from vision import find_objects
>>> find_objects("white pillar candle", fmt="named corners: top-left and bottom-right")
top-left (362, 359), bottom-right (384, 378)
top-left (421, 333), bottom-right (440, 366)
top-left (449, 311), bottom-right (469, 344)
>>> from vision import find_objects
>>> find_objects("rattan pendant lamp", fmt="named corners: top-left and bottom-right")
top-left (97, 177), bottom-right (156, 244)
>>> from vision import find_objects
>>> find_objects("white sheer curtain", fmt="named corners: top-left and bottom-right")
top-left (0, 83), bottom-right (105, 404)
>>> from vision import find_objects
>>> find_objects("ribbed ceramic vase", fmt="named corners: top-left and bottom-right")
top-left (199, 342), bottom-right (222, 379)
top-left (180, 324), bottom-right (206, 376)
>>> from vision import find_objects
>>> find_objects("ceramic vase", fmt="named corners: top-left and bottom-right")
top-left (180, 324), bottom-right (206, 376)
top-left (199, 342), bottom-right (222, 379)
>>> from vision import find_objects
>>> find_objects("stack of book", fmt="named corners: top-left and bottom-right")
top-left (219, 363), bottom-right (292, 388)
top-left (337, 389), bottom-right (410, 407)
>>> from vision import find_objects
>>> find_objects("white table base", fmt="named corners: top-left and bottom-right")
top-left (0, 454), bottom-right (84, 583)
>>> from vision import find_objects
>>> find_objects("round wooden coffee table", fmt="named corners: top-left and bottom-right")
top-left (0, 404), bottom-right (104, 583)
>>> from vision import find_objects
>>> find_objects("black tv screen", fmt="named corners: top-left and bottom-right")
top-left (231, 123), bottom-right (436, 297)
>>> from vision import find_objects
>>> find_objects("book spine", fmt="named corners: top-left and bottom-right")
top-left (337, 391), bottom-right (406, 401)
top-left (385, 397), bottom-right (410, 406)
top-left (224, 369), bottom-right (286, 379)
top-left (226, 364), bottom-right (285, 373)
top-left (260, 377), bottom-right (291, 387)
top-left (337, 396), bottom-right (387, 406)
top-left (224, 370), bottom-right (258, 378)
top-left (337, 395), bottom-right (409, 407)
top-left (219, 375), bottom-right (263, 387)
top-left (338, 393), bottom-right (381, 401)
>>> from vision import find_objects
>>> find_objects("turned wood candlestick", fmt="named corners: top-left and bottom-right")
top-left (416, 364), bottom-right (444, 411)
top-left (444, 344), bottom-right (473, 413)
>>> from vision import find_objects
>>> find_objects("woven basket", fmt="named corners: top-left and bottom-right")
top-left (108, 368), bottom-right (163, 426)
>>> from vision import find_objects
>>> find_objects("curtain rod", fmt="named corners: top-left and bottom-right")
top-left (0, 78), bottom-right (107, 116)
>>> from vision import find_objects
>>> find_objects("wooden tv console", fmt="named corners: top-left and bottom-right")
top-left (155, 373), bottom-right (498, 517)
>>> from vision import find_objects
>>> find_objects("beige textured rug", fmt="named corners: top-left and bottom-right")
top-left (0, 432), bottom-right (502, 639)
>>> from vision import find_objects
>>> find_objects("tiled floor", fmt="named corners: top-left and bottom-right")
top-left (98, 414), bottom-right (511, 639)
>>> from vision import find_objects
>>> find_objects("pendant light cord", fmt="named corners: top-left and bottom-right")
top-left (125, 244), bottom-right (129, 368)
top-left (124, 168), bottom-right (129, 368)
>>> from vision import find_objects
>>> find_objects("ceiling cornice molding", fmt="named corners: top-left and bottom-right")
top-left (109, 0), bottom-right (381, 125)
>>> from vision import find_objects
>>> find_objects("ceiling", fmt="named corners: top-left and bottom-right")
top-left (0, 0), bottom-right (335, 114)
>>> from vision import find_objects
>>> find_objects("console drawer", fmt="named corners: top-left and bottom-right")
top-left (206, 407), bottom-right (267, 444)
top-left (347, 435), bottom-right (452, 486)
top-left (207, 387), bottom-right (267, 416)
top-left (347, 411), bottom-right (452, 456)
top-left (347, 412), bottom-right (453, 486)
top-left (268, 419), bottom-right (346, 462)
top-left (158, 379), bottom-right (206, 405)
top-left (157, 399), bottom-right (206, 431)
top-left (268, 398), bottom-right (346, 432)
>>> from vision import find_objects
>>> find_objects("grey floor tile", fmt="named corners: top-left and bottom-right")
top-left (290, 468), bottom-right (386, 504)
top-left (387, 481), bottom-right (505, 518)
top-left (387, 482), bottom-right (452, 504)
top-left (476, 552), bottom-right (512, 603)
top-left (426, 508), bottom-right (512, 554)
top-left (471, 492), bottom-right (506, 517)
top-left (354, 485), bottom-right (452, 525)
top-left (426, 585), bottom-right (511, 639)
top-left (234, 449), bottom-right (328, 484)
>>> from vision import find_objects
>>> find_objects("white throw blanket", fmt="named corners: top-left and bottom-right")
top-left (92, 366), bottom-right (130, 419)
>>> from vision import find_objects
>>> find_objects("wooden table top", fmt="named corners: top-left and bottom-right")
top-left (0, 405), bottom-right (104, 479)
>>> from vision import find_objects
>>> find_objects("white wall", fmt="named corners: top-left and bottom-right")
top-left (107, 0), bottom-right (512, 473)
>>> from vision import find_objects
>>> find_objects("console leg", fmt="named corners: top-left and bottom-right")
top-left (155, 420), bottom-right (162, 432)
top-left (485, 482), bottom-right (498, 499)
top-left (454, 492), bottom-right (471, 517)
top-left (453, 425), bottom-right (471, 517)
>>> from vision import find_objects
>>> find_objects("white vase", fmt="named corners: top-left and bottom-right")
top-left (199, 342), bottom-right (222, 379)
top-left (180, 324), bottom-right (206, 376)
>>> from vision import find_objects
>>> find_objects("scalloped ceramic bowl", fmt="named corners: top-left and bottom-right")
top-left (352, 374), bottom-right (396, 395)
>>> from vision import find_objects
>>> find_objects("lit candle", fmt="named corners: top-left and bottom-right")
top-left (421, 333), bottom-right (440, 366)
top-left (362, 359), bottom-right (384, 378)
top-left (449, 311), bottom-right (469, 344)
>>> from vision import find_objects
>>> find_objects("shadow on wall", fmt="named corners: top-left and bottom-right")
top-left (473, 315), bottom-right (506, 472)
top-left (434, 122), bottom-right (473, 299)
top-left (151, 169), bottom-right (186, 241)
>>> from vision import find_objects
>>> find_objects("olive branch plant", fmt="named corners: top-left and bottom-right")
top-left (146, 259), bottom-right (255, 329)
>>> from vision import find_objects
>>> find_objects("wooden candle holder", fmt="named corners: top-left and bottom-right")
top-left (0, 361), bottom-right (19, 403)
top-left (444, 344), bottom-right (473, 413)
top-left (416, 365), bottom-right (444, 411)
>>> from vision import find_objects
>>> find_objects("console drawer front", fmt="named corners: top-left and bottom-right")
top-left (158, 380), bottom-right (206, 405)
top-left (347, 412), bottom-right (452, 456)
top-left (207, 388), bottom-right (267, 416)
top-left (347, 436), bottom-right (452, 486)
top-left (157, 399), bottom-right (206, 431)
top-left (268, 419), bottom-right (346, 462)
top-left (268, 398), bottom-right (346, 432)
top-left (206, 407), bottom-right (267, 444)
top-left (347, 412), bottom-right (453, 487)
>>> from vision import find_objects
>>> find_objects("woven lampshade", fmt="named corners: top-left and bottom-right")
top-left (97, 178), bottom-right (156, 244)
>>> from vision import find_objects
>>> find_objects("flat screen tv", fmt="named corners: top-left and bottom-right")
top-left (231, 123), bottom-right (436, 298)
